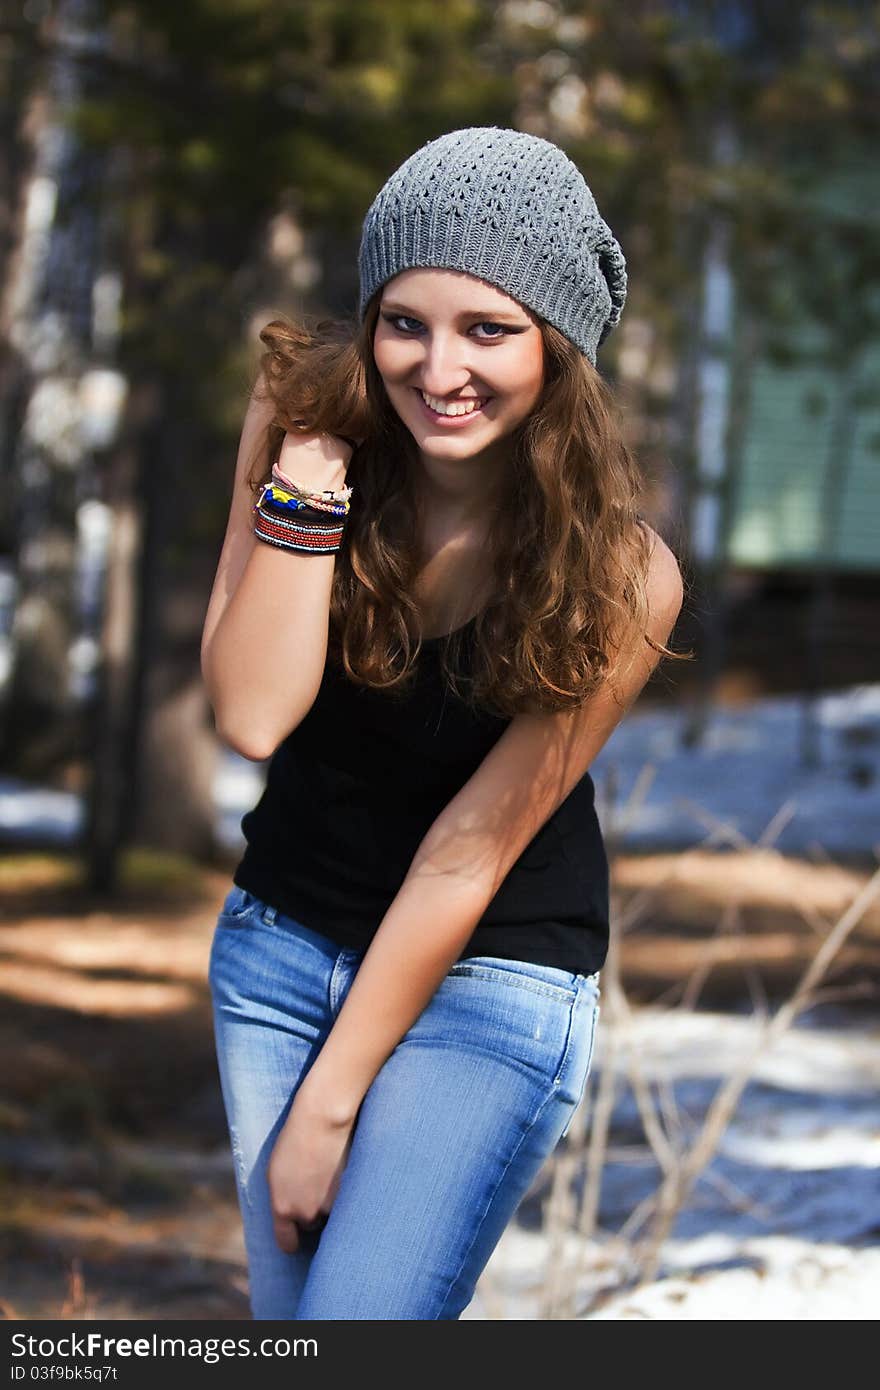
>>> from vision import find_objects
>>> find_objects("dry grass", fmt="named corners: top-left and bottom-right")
top-left (472, 772), bottom-right (880, 1319)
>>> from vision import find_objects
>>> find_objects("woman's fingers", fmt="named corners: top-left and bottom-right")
top-left (272, 1209), bottom-right (328, 1253)
top-left (273, 1213), bottom-right (302, 1254)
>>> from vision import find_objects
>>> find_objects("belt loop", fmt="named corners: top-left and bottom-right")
top-left (262, 904), bottom-right (278, 924)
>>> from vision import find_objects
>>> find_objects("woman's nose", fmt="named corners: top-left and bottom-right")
top-left (416, 335), bottom-right (472, 397)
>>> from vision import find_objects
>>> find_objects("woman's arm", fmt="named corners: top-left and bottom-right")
top-left (296, 529), bottom-right (685, 1120)
top-left (200, 374), bottom-right (352, 760)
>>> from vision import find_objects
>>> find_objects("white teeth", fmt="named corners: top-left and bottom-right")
top-left (420, 390), bottom-right (485, 416)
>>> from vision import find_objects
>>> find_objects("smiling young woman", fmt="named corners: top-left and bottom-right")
top-left (200, 125), bottom-right (691, 1321)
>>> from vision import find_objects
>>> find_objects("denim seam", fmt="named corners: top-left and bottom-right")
top-left (560, 996), bottom-right (600, 1139)
top-left (328, 953), bottom-right (355, 1015)
top-left (447, 964), bottom-right (576, 1003)
top-left (435, 991), bottom-right (580, 1318)
top-left (553, 986), bottom-right (585, 1088)
top-left (434, 1076), bottom-right (562, 1319)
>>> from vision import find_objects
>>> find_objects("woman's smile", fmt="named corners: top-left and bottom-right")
top-left (414, 387), bottom-right (492, 426)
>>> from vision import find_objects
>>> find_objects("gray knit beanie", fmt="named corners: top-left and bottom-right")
top-left (357, 126), bottom-right (627, 366)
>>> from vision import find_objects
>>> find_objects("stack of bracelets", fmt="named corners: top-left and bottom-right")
top-left (252, 457), bottom-right (354, 555)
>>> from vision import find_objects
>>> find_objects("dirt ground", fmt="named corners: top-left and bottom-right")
top-left (0, 847), bottom-right (877, 1321)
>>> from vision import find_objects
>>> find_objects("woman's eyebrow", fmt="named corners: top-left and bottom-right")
top-left (380, 302), bottom-right (528, 324)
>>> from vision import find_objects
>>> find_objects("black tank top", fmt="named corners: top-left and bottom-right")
top-left (232, 614), bottom-right (610, 975)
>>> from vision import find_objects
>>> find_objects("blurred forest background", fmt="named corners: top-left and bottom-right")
top-left (0, 0), bottom-right (878, 1321)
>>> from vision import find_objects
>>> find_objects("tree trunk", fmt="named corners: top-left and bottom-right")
top-left (123, 372), bottom-right (222, 862)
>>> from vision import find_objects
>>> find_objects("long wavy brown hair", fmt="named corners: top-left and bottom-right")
top-left (244, 292), bottom-right (691, 720)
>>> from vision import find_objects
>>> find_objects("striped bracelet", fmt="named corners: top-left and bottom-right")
top-left (253, 503), bottom-right (346, 555)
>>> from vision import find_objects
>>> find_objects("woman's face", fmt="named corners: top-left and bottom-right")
top-left (373, 269), bottom-right (544, 470)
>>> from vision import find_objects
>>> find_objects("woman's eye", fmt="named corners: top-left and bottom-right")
top-left (381, 314), bottom-right (422, 333)
top-left (381, 313), bottom-right (510, 341)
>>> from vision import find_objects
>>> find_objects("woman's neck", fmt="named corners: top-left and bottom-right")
top-left (413, 515), bottom-right (495, 638)
top-left (413, 450), bottom-right (507, 533)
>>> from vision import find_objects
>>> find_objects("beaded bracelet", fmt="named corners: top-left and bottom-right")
top-left (254, 509), bottom-right (345, 553)
top-left (252, 468), bottom-right (353, 555)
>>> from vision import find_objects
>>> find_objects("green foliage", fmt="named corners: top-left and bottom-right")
top-left (27, 1), bottom-right (877, 541)
top-left (59, 0), bottom-right (513, 547)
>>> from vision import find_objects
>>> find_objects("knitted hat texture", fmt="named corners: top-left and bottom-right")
top-left (357, 126), bottom-right (627, 365)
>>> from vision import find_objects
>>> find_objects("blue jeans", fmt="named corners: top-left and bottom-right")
top-left (208, 883), bottom-right (602, 1320)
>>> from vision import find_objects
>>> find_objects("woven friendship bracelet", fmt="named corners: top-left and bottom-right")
top-left (271, 463), bottom-right (353, 505)
top-left (256, 481), bottom-right (350, 518)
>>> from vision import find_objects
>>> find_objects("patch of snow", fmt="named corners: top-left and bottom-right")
top-left (583, 1241), bottom-right (880, 1320)
top-left (471, 1229), bottom-right (880, 1320)
top-left (593, 1007), bottom-right (880, 1094)
top-left (589, 683), bottom-right (880, 856)
top-left (0, 777), bottom-right (82, 841)
top-left (474, 1002), bottom-right (880, 1319)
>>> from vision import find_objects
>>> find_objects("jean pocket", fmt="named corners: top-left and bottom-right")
top-left (219, 885), bottom-right (262, 922)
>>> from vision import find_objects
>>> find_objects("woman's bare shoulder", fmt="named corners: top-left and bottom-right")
top-left (625, 520), bottom-right (684, 629)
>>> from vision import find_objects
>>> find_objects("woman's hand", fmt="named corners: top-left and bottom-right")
top-left (266, 1087), bottom-right (358, 1254)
